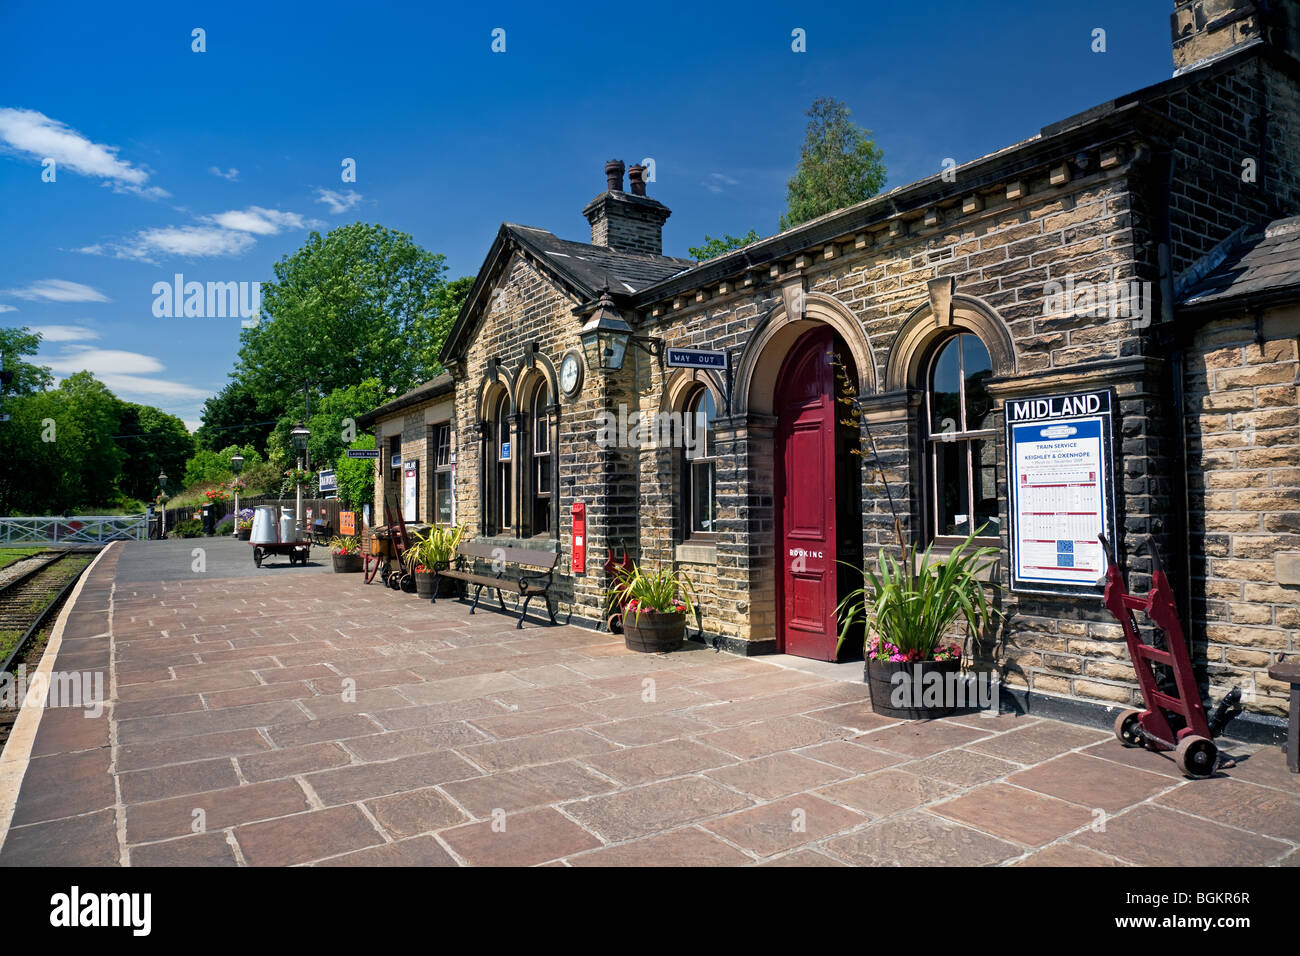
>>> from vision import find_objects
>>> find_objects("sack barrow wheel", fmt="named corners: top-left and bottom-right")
top-left (1175, 735), bottom-right (1218, 779)
top-left (1113, 708), bottom-right (1144, 748)
top-left (253, 546), bottom-right (264, 568)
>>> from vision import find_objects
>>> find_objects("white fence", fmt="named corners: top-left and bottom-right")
top-left (0, 514), bottom-right (147, 545)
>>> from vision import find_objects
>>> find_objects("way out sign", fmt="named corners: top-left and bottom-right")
top-left (1004, 388), bottom-right (1117, 595)
top-left (667, 348), bottom-right (727, 370)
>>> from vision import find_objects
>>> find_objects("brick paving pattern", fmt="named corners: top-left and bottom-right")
top-left (1, 541), bottom-right (1296, 866)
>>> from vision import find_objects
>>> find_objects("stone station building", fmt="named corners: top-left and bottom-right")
top-left (364, 2), bottom-right (1300, 737)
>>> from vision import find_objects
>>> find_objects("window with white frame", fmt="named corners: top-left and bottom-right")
top-left (682, 386), bottom-right (717, 539)
top-left (924, 332), bottom-right (999, 544)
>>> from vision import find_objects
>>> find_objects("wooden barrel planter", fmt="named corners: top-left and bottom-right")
top-left (865, 657), bottom-right (963, 719)
top-left (332, 553), bottom-right (362, 573)
top-left (622, 611), bottom-right (686, 653)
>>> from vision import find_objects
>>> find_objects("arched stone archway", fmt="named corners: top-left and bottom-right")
top-left (884, 293), bottom-right (1016, 391)
top-left (733, 290), bottom-right (877, 416)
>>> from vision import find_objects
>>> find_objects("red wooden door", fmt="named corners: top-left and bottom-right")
top-left (775, 326), bottom-right (839, 660)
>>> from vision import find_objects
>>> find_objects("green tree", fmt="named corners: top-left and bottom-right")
top-left (334, 433), bottom-right (376, 510)
top-left (51, 372), bottom-right (124, 508)
top-left (0, 326), bottom-right (53, 396)
top-left (688, 230), bottom-right (761, 262)
top-left (116, 403), bottom-right (194, 502)
top-left (780, 97), bottom-right (887, 231)
top-left (416, 274), bottom-right (475, 377)
top-left (194, 380), bottom-right (274, 452)
top-left (0, 372), bottom-right (124, 513)
top-left (233, 223), bottom-right (450, 416)
top-left (268, 378), bottom-right (387, 475)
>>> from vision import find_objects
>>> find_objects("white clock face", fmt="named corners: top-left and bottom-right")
top-left (561, 354), bottom-right (580, 394)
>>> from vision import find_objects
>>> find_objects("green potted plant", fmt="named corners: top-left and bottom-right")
top-left (606, 563), bottom-right (698, 653)
top-left (403, 524), bottom-right (466, 597)
top-left (837, 528), bottom-right (1001, 719)
top-left (330, 535), bottom-right (363, 573)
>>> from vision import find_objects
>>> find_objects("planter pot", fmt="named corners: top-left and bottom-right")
top-left (332, 553), bottom-right (363, 573)
top-left (236, 529), bottom-right (251, 541)
top-left (865, 656), bottom-right (963, 719)
top-left (414, 569), bottom-right (457, 598)
top-left (622, 611), bottom-right (686, 653)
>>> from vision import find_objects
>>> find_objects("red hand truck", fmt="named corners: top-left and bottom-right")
top-left (1098, 533), bottom-right (1239, 779)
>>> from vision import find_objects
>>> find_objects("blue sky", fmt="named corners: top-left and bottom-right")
top-left (0, 1), bottom-right (1172, 428)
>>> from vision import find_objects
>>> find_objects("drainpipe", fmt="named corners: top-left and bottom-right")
top-left (1153, 144), bottom-right (1195, 638)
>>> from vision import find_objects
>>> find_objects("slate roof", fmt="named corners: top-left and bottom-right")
top-left (1178, 215), bottom-right (1300, 312)
top-left (505, 224), bottom-right (693, 294)
top-left (355, 372), bottom-right (454, 429)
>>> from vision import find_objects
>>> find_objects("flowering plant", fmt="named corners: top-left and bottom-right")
top-left (235, 507), bottom-right (255, 531)
top-left (330, 535), bottom-right (360, 555)
top-left (838, 528), bottom-right (1001, 663)
top-left (284, 467), bottom-right (312, 485)
top-left (867, 635), bottom-right (962, 664)
top-left (626, 597), bottom-right (687, 615)
top-left (204, 487), bottom-right (230, 504)
top-left (605, 563), bottom-right (697, 622)
top-left (229, 479), bottom-right (245, 492)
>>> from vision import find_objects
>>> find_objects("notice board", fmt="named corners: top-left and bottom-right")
top-left (402, 460), bottom-right (419, 523)
top-left (1004, 388), bottom-right (1117, 595)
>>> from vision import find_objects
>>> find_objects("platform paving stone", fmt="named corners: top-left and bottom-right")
top-left (0, 537), bottom-right (1295, 867)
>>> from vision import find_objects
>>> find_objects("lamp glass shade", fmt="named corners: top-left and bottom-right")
top-left (230, 454), bottom-right (245, 475)
top-left (290, 423), bottom-right (310, 452)
top-left (158, 472), bottom-right (168, 490)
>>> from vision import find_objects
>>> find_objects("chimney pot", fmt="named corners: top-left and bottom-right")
top-left (605, 159), bottom-right (626, 193)
top-left (628, 164), bottom-right (647, 197)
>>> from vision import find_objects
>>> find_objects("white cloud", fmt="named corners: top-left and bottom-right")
top-left (46, 346), bottom-right (163, 376)
top-left (702, 172), bottom-right (741, 194)
top-left (209, 166), bottom-right (239, 181)
top-left (29, 324), bottom-right (101, 343)
top-left (0, 304), bottom-right (15, 313)
top-left (207, 206), bottom-right (308, 236)
top-left (3, 279), bottom-right (109, 303)
top-left (0, 107), bottom-right (167, 198)
top-left (44, 345), bottom-right (211, 401)
top-left (78, 226), bottom-right (257, 263)
top-left (315, 188), bottom-right (362, 214)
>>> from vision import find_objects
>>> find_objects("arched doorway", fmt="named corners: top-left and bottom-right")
top-left (774, 325), bottom-right (862, 661)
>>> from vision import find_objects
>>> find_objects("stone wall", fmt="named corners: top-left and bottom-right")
top-left (1182, 305), bottom-right (1300, 716)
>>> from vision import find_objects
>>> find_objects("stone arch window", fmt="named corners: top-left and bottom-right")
top-left (482, 389), bottom-right (513, 535)
top-left (682, 384), bottom-right (718, 541)
top-left (922, 332), bottom-right (1000, 546)
top-left (522, 378), bottom-right (553, 537)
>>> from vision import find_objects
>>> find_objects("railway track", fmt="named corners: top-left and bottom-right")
top-left (0, 550), bottom-right (97, 672)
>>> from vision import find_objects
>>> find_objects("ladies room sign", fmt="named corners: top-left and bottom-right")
top-left (1004, 388), bottom-right (1117, 595)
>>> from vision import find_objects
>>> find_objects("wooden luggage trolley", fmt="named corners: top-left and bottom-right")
top-left (363, 495), bottom-right (415, 591)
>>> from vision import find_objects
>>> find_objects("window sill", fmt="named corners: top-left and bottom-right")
top-left (676, 541), bottom-right (717, 564)
top-left (914, 543), bottom-right (1002, 583)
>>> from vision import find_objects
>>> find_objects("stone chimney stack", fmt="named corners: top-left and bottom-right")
top-left (583, 158), bottom-right (671, 256)
top-left (1171, 0), bottom-right (1300, 73)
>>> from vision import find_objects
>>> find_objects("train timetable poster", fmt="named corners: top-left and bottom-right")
top-left (1004, 388), bottom-right (1117, 595)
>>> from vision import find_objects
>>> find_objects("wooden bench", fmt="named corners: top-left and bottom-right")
top-left (1267, 658), bottom-right (1300, 773)
top-left (433, 541), bottom-right (560, 629)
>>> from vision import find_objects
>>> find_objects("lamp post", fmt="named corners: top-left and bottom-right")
top-left (158, 470), bottom-right (168, 538)
top-left (230, 453), bottom-right (244, 536)
top-left (290, 422), bottom-right (310, 537)
top-left (579, 287), bottom-right (662, 373)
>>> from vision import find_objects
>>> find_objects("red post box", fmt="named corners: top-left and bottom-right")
top-left (571, 501), bottom-right (586, 574)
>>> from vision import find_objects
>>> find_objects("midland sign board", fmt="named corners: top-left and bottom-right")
top-left (1004, 388), bottom-right (1117, 596)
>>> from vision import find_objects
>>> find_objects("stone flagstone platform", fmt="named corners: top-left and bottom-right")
top-left (0, 539), bottom-right (1295, 867)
